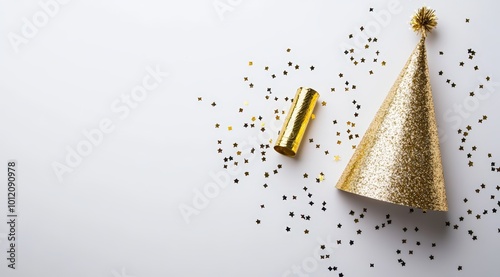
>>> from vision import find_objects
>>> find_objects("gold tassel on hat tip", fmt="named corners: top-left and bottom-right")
top-left (335, 8), bottom-right (448, 211)
top-left (410, 7), bottom-right (437, 38)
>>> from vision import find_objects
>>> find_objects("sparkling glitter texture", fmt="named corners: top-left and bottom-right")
top-left (274, 87), bottom-right (320, 157)
top-left (336, 9), bottom-right (447, 211)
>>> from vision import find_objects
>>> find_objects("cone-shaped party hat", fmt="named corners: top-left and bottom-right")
top-left (336, 7), bottom-right (447, 211)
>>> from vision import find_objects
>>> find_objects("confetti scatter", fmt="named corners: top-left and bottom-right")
top-left (195, 7), bottom-right (498, 276)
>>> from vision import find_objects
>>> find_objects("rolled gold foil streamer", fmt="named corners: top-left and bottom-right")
top-left (336, 37), bottom-right (448, 211)
top-left (274, 87), bottom-right (319, 157)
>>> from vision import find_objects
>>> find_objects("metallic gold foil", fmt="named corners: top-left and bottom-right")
top-left (274, 87), bottom-right (319, 157)
top-left (336, 36), bottom-right (448, 211)
top-left (411, 7), bottom-right (438, 37)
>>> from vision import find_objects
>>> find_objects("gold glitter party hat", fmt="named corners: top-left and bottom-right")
top-left (336, 7), bottom-right (448, 211)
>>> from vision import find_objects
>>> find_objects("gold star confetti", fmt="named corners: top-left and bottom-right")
top-left (318, 174), bottom-right (325, 182)
top-left (227, 126), bottom-right (232, 131)
top-left (248, 61), bottom-right (253, 66)
top-left (204, 39), bottom-right (500, 268)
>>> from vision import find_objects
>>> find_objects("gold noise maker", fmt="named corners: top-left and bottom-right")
top-left (274, 87), bottom-right (320, 157)
top-left (336, 7), bottom-right (448, 211)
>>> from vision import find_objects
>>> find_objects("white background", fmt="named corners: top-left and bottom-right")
top-left (0, 0), bottom-right (499, 276)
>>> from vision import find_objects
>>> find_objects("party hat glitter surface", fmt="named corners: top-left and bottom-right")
top-left (336, 7), bottom-right (447, 211)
